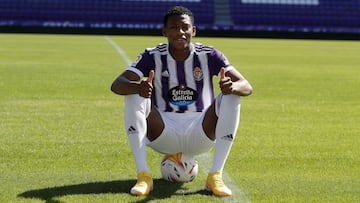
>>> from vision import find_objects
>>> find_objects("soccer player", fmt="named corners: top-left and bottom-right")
top-left (111, 6), bottom-right (252, 196)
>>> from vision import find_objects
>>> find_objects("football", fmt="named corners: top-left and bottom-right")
top-left (160, 153), bottom-right (198, 182)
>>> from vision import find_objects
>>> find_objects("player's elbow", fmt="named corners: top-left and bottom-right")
top-left (110, 80), bottom-right (122, 95)
top-left (241, 82), bottom-right (253, 96)
top-left (245, 88), bottom-right (253, 96)
top-left (236, 80), bottom-right (252, 96)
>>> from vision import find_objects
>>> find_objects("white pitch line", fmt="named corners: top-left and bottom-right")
top-left (104, 36), bottom-right (251, 203)
top-left (104, 36), bottom-right (132, 66)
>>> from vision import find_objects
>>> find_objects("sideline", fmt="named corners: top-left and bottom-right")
top-left (104, 35), bottom-right (251, 203)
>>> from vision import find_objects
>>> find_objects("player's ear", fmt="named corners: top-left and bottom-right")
top-left (192, 26), bottom-right (196, 37)
top-left (162, 27), bottom-right (167, 37)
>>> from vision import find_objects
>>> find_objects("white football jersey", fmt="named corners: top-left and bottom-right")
top-left (127, 43), bottom-right (234, 113)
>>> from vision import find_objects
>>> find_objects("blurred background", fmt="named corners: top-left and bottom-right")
top-left (1, 0), bottom-right (359, 39)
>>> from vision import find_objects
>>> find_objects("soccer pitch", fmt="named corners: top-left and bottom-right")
top-left (0, 33), bottom-right (359, 203)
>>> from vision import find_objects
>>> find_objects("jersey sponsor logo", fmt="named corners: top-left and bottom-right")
top-left (168, 85), bottom-right (198, 106)
top-left (193, 67), bottom-right (203, 81)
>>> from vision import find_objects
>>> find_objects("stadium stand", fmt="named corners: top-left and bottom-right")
top-left (0, 0), bottom-right (359, 39)
top-left (0, 0), bottom-right (214, 28)
top-left (229, 0), bottom-right (360, 33)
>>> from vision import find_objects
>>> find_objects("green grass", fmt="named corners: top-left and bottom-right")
top-left (1, 33), bottom-right (359, 203)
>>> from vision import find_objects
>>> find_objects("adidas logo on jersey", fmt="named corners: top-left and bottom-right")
top-left (221, 134), bottom-right (234, 141)
top-left (127, 125), bottom-right (138, 135)
top-left (161, 70), bottom-right (170, 77)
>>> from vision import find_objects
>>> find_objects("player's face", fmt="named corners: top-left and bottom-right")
top-left (163, 14), bottom-right (196, 52)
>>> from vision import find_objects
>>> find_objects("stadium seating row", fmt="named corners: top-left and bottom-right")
top-left (230, 0), bottom-right (359, 28)
top-left (0, 0), bottom-right (359, 33)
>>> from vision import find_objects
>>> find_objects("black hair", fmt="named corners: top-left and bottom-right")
top-left (163, 6), bottom-right (194, 27)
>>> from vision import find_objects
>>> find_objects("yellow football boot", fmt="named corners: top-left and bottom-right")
top-left (205, 171), bottom-right (232, 196)
top-left (130, 171), bottom-right (153, 196)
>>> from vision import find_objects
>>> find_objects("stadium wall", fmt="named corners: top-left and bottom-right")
top-left (0, 0), bottom-right (359, 39)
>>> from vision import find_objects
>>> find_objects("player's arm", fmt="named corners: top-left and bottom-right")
top-left (220, 68), bottom-right (253, 96)
top-left (111, 70), bottom-right (154, 98)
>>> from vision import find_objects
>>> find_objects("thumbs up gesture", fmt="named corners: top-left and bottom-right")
top-left (139, 70), bottom-right (154, 98)
top-left (219, 67), bottom-right (233, 95)
top-left (147, 70), bottom-right (154, 84)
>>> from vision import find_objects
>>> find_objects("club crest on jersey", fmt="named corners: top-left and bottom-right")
top-left (193, 67), bottom-right (203, 81)
top-left (135, 54), bottom-right (142, 63)
top-left (131, 54), bottom-right (142, 67)
top-left (168, 85), bottom-right (198, 106)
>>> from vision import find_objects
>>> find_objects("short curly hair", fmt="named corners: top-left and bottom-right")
top-left (163, 6), bottom-right (194, 27)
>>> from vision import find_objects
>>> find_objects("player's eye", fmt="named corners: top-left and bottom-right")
top-left (169, 25), bottom-right (179, 30)
top-left (182, 24), bottom-right (190, 31)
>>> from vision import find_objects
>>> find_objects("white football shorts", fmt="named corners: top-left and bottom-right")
top-left (147, 111), bottom-right (215, 156)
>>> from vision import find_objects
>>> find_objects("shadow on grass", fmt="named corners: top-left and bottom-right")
top-left (18, 178), bottom-right (210, 203)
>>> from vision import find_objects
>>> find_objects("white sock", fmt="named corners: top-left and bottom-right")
top-left (210, 94), bottom-right (241, 173)
top-left (124, 94), bottom-right (151, 174)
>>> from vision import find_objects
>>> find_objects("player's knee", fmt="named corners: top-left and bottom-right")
top-left (222, 94), bottom-right (241, 107)
top-left (216, 94), bottom-right (240, 115)
top-left (216, 94), bottom-right (240, 109)
top-left (125, 94), bottom-right (151, 113)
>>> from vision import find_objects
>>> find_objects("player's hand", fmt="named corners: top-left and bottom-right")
top-left (219, 67), bottom-right (233, 95)
top-left (139, 70), bottom-right (154, 98)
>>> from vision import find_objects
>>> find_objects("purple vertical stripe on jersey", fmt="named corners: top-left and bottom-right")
top-left (207, 53), bottom-right (216, 101)
top-left (151, 57), bottom-right (157, 108)
top-left (176, 61), bottom-right (186, 85)
top-left (193, 54), bottom-right (204, 112)
top-left (209, 76), bottom-right (215, 102)
top-left (151, 87), bottom-right (157, 107)
top-left (176, 61), bottom-right (187, 113)
top-left (160, 55), bottom-right (172, 112)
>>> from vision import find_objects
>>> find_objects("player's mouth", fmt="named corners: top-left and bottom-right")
top-left (174, 37), bottom-right (187, 45)
top-left (176, 38), bottom-right (186, 42)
